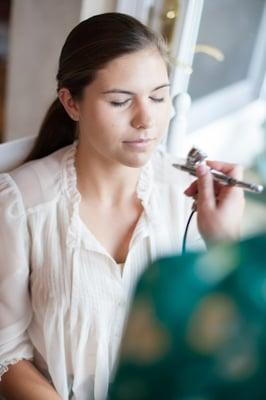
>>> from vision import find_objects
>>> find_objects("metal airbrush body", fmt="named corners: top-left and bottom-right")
top-left (172, 147), bottom-right (264, 194)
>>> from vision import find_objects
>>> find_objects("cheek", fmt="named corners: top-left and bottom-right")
top-left (83, 105), bottom-right (115, 131)
top-left (91, 106), bottom-right (126, 140)
top-left (96, 104), bottom-right (125, 127)
top-left (156, 103), bottom-right (171, 126)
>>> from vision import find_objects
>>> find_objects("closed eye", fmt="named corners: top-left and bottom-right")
top-left (150, 97), bottom-right (164, 103)
top-left (110, 99), bottom-right (131, 107)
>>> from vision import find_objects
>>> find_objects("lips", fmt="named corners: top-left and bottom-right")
top-left (122, 138), bottom-right (154, 143)
top-left (122, 138), bottom-right (155, 152)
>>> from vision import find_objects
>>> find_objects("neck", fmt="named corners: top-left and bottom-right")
top-left (75, 143), bottom-right (141, 206)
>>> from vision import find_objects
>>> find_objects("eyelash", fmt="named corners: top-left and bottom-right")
top-left (110, 97), bottom-right (165, 107)
top-left (110, 100), bottom-right (130, 107)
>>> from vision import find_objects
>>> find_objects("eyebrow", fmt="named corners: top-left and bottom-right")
top-left (102, 83), bottom-right (170, 95)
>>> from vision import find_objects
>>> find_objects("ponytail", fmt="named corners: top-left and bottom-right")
top-left (25, 98), bottom-right (76, 162)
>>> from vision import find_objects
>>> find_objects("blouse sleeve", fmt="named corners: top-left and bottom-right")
top-left (0, 173), bottom-right (33, 379)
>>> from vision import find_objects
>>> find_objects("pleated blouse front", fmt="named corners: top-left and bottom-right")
top-left (0, 142), bottom-right (200, 399)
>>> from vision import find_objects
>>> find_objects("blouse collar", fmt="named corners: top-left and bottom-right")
top-left (62, 141), bottom-right (157, 250)
top-left (64, 141), bottom-right (154, 203)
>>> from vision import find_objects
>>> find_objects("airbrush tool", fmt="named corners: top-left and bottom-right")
top-left (172, 147), bottom-right (264, 194)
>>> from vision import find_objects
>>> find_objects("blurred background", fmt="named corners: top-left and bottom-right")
top-left (0, 0), bottom-right (265, 234)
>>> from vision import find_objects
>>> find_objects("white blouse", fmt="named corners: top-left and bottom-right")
top-left (0, 142), bottom-right (202, 400)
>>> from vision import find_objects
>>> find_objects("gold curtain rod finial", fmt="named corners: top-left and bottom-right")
top-left (166, 10), bottom-right (177, 20)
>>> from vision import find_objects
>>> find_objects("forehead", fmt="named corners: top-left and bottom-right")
top-left (93, 48), bottom-right (169, 91)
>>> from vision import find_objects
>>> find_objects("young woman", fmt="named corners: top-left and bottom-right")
top-left (0, 13), bottom-right (244, 400)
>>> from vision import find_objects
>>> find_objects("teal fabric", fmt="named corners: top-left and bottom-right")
top-left (109, 234), bottom-right (266, 400)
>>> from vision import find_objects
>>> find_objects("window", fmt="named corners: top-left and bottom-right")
top-left (188, 0), bottom-right (266, 132)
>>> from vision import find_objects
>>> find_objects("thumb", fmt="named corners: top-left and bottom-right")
top-left (196, 163), bottom-right (216, 210)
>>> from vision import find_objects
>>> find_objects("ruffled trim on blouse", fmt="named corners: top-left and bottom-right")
top-left (136, 159), bottom-right (154, 209)
top-left (63, 141), bottom-right (158, 250)
top-left (62, 141), bottom-right (82, 249)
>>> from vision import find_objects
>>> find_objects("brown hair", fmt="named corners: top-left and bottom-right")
top-left (25, 12), bottom-right (169, 161)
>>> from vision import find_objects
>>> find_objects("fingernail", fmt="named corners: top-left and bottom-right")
top-left (197, 162), bottom-right (208, 176)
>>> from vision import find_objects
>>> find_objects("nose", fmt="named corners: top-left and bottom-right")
top-left (131, 103), bottom-right (154, 130)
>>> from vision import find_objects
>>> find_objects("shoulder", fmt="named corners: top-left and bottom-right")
top-left (0, 172), bottom-right (25, 218)
top-left (5, 144), bottom-right (73, 210)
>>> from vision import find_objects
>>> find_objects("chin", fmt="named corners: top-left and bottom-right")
top-left (122, 153), bottom-right (152, 168)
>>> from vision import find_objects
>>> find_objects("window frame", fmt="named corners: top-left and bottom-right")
top-left (187, 2), bottom-right (266, 133)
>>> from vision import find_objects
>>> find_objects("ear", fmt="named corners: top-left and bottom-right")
top-left (58, 88), bottom-right (80, 121)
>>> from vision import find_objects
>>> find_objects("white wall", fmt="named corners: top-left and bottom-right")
top-left (80, 0), bottom-right (117, 19)
top-left (4, 0), bottom-right (82, 141)
top-left (4, 0), bottom-right (117, 142)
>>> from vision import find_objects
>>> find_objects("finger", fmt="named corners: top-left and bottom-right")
top-left (184, 180), bottom-right (198, 196)
top-left (196, 163), bottom-right (216, 209)
top-left (217, 182), bottom-right (245, 209)
top-left (206, 160), bottom-right (243, 180)
top-left (206, 161), bottom-right (244, 206)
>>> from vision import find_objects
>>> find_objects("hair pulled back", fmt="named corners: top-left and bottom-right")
top-left (25, 12), bottom-right (168, 161)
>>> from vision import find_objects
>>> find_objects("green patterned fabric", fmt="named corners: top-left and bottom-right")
top-left (109, 234), bottom-right (266, 400)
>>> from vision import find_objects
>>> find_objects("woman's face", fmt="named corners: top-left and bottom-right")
top-left (76, 47), bottom-right (171, 168)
